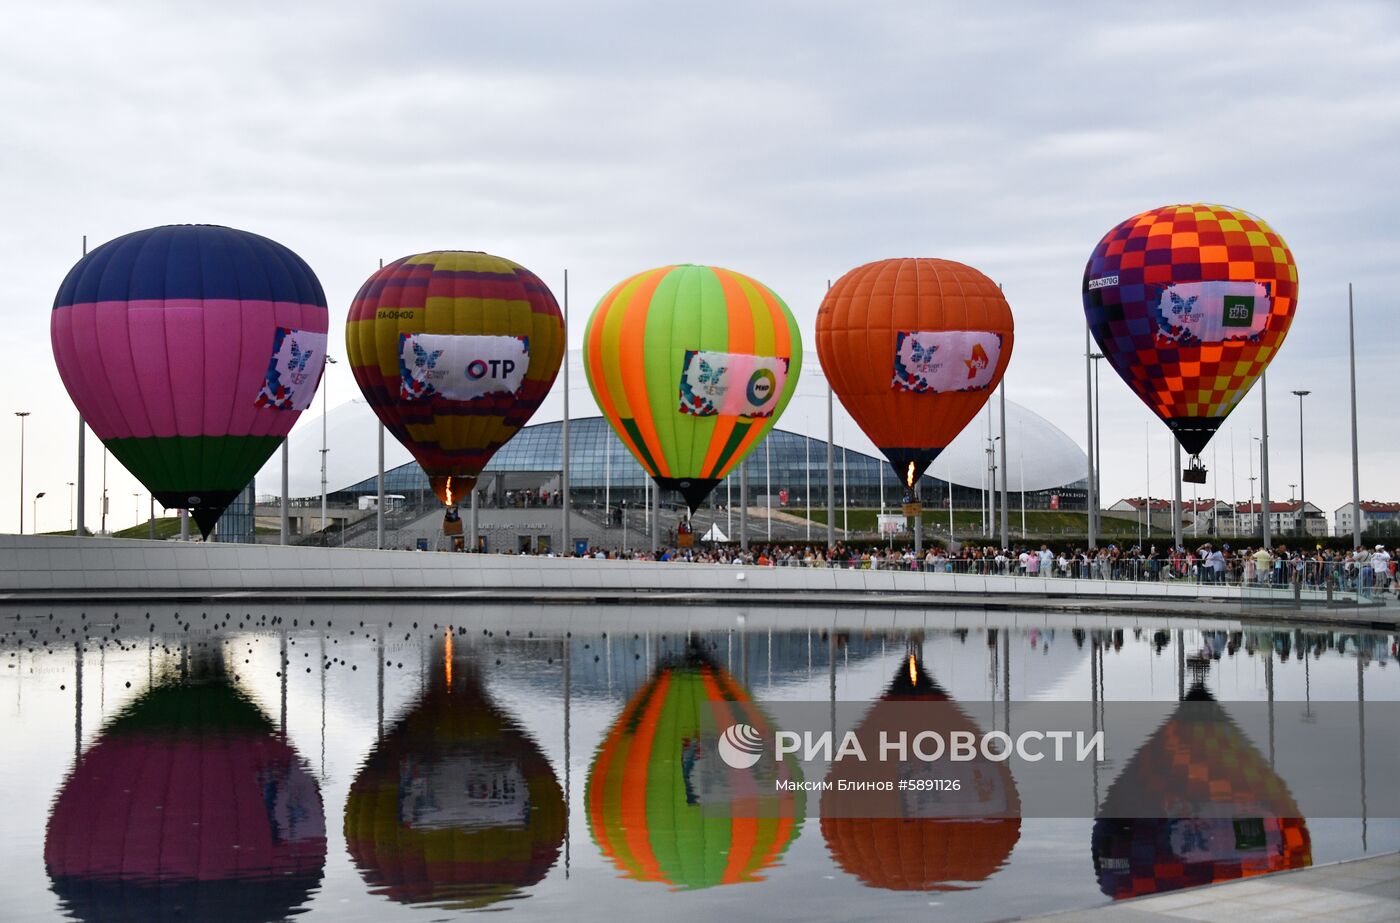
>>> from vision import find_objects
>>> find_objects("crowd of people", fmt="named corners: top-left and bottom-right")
top-left (555, 539), bottom-right (1398, 597)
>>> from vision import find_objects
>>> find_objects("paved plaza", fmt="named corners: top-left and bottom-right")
top-left (1032, 852), bottom-right (1400, 922)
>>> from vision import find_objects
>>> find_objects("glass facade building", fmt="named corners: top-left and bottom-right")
top-left (215, 481), bottom-right (256, 543)
top-left (333, 417), bottom-right (1086, 513)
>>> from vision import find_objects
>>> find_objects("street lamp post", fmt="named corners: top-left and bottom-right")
top-left (1084, 324), bottom-right (1096, 549)
top-left (321, 356), bottom-right (337, 534)
top-left (66, 481), bottom-right (74, 533)
top-left (1089, 352), bottom-right (1105, 541)
top-left (15, 411), bottom-right (30, 534)
top-left (1292, 390), bottom-right (1310, 537)
top-left (33, 491), bottom-right (46, 533)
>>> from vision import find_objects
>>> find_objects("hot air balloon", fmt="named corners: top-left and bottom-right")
top-left (587, 645), bottom-right (803, 890)
top-left (820, 647), bottom-right (1020, 892)
top-left (1083, 204), bottom-right (1298, 483)
top-left (583, 264), bottom-right (802, 515)
top-left (345, 251), bottom-right (565, 513)
top-left (51, 224), bottom-right (329, 537)
top-left (344, 632), bottom-right (565, 910)
top-left (45, 650), bottom-right (326, 923)
top-left (1091, 682), bottom-right (1311, 899)
top-left (816, 258), bottom-right (1014, 528)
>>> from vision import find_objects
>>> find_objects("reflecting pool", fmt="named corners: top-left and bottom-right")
top-left (1, 604), bottom-right (1395, 921)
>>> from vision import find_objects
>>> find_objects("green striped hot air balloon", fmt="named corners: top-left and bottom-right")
top-left (586, 648), bottom-right (804, 890)
top-left (583, 264), bottom-right (802, 513)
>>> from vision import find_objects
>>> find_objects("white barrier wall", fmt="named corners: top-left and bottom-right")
top-left (0, 533), bottom-right (1250, 602)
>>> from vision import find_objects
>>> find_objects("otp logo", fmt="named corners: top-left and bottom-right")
top-left (466, 359), bottom-right (518, 380)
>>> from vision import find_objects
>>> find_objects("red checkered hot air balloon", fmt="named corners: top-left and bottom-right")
top-left (1083, 204), bottom-right (1298, 483)
top-left (1091, 683), bottom-right (1311, 899)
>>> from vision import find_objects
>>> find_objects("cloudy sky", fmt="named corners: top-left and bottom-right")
top-left (2, 0), bottom-right (1396, 535)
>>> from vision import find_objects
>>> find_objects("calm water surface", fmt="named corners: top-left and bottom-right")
top-left (2, 603), bottom-right (1395, 922)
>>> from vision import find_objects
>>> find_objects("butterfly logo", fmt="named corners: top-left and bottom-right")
top-left (909, 340), bottom-right (937, 367)
top-left (286, 339), bottom-right (314, 385)
top-left (413, 342), bottom-right (444, 370)
top-left (1168, 291), bottom-right (1199, 315)
top-left (697, 358), bottom-right (727, 395)
top-left (287, 340), bottom-right (313, 372)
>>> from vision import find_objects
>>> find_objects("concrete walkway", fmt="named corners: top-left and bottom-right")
top-left (1030, 852), bottom-right (1400, 921)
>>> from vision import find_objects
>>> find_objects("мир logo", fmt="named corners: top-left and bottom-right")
top-left (718, 723), bottom-right (764, 769)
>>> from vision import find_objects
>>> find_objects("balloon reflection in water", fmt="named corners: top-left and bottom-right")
top-left (1092, 683), bottom-right (1312, 899)
top-left (44, 650), bottom-right (327, 923)
top-left (587, 645), bottom-right (804, 890)
top-left (344, 635), bottom-right (565, 910)
top-left (821, 649), bottom-right (1021, 891)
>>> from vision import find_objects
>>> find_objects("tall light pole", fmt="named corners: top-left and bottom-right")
top-left (33, 491), bottom-right (45, 533)
top-left (998, 382), bottom-right (1009, 550)
top-left (76, 235), bottom-right (88, 539)
top-left (1291, 389), bottom-right (1310, 537)
top-left (1090, 352), bottom-right (1105, 532)
top-left (1248, 475), bottom-right (1258, 533)
top-left (66, 481), bottom-right (74, 533)
top-left (1346, 284), bottom-right (1361, 550)
top-left (321, 356), bottom-right (337, 533)
top-left (14, 411), bottom-right (30, 534)
top-left (1259, 372), bottom-right (1272, 550)
top-left (1084, 326), bottom-right (1097, 549)
top-left (560, 268), bottom-right (571, 555)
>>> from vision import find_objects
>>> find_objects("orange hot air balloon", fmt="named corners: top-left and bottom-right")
top-left (816, 259), bottom-right (1014, 491)
top-left (820, 648), bottom-right (1020, 892)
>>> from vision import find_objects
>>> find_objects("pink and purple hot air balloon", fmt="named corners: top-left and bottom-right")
top-left (50, 224), bottom-right (328, 537)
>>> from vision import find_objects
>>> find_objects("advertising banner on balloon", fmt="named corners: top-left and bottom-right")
top-left (256, 326), bottom-right (327, 411)
top-left (399, 333), bottom-right (531, 402)
top-left (892, 331), bottom-right (1002, 393)
top-left (1151, 281), bottom-right (1271, 345)
top-left (678, 349), bottom-right (789, 418)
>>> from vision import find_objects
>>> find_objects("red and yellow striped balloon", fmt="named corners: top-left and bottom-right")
top-left (346, 252), bottom-right (564, 506)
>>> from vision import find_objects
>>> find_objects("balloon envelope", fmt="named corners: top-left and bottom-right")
top-left (820, 653), bottom-right (1020, 891)
top-left (344, 637), bottom-right (565, 910)
top-left (587, 648), bottom-right (803, 890)
top-left (51, 224), bottom-right (328, 536)
top-left (816, 258), bottom-right (1014, 487)
top-left (583, 264), bottom-right (802, 512)
top-left (1091, 684), bottom-right (1311, 899)
top-left (45, 659), bottom-right (326, 922)
top-left (346, 251), bottom-right (565, 506)
top-left (1083, 204), bottom-right (1298, 457)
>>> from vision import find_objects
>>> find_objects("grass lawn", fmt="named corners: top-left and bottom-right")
top-left (795, 508), bottom-right (1170, 539)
